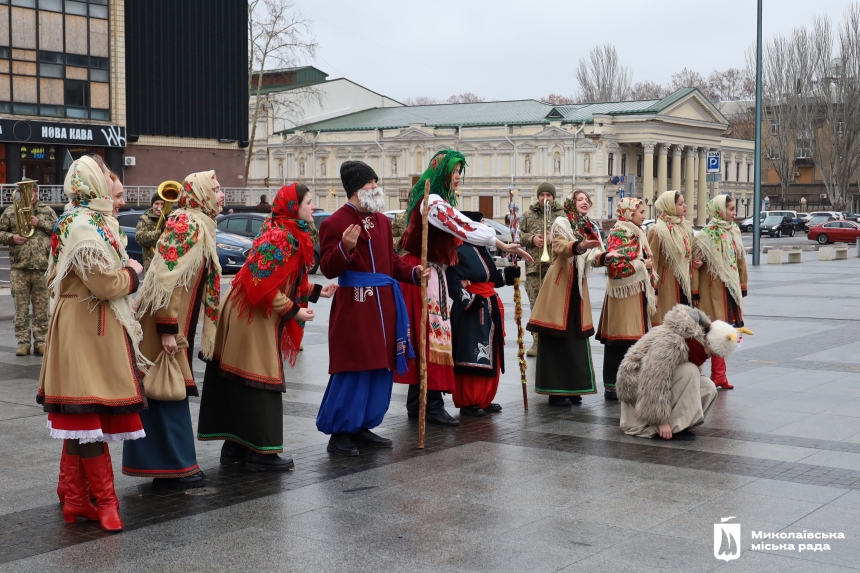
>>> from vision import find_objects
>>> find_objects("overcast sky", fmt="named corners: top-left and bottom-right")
top-left (300, 0), bottom-right (853, 102)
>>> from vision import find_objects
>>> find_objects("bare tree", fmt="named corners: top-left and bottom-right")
top-left (575, 44), bottom-right (632, 102)
top-left (760, 33), bottom-right (802, 202)
top-left (669, 68), bottom-right (716, 100)
top-left (447, 92), bottom-right (485, 104)
top-left (540, 93), bottom-right (576, 105)
top-left (630, 80), bottom-right (670, 100)
top-left (708, 68), bottom-right (754, 101)
top-left (246, 0), bottom-right (319, 183)
top-left (809, 6), bottom-right (860, 210)
top-left (403, 96), bottom-right (441, 106)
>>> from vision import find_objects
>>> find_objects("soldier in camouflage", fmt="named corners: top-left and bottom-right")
top-left (0, 186), bottom-right (58, 355)
top-left (391, 210), bottom-right (407, 254)
top-left (518, 182), bottom-right (564, 356)
top-left (136, 194), bottom-right (165, 273)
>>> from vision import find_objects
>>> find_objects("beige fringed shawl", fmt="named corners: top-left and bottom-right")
top-left (49, 156), bottom-right (149, 372)
top-left (135, 171), bottom-right (222, 358)
top-left (694, 194), bottom-right (744, 309)
top-left (653, 191), bottom-right (693, 303)
top-left (606, 198), bottom-right (658, 316)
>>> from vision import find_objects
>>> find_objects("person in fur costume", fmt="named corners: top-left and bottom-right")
top-left (616, 304), bottom-right (750, 440)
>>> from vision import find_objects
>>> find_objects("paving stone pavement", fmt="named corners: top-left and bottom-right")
top-left (1, 250), bottom-right (860, 572)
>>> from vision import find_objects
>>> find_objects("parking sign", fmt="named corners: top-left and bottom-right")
top-left (707, 151), bottom-right (721, 173)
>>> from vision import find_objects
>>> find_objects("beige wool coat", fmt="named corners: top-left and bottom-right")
top-left (647, 227), bottom-right (691, 326)
top-left (209, 281), bottom-right (321, 391)
top-left (137, 265), bottom-right (209, 396)
top-left (693, 255), bottom-right (748, 325)
top-left (526, 231), bottom-right (597, 336)
top-left (38, 267), bottom-right (146, 413)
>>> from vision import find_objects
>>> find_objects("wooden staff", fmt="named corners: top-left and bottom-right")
top-left (508, 187), bottom-right (529, 410)
top-left (417, 179), bottom-right (431, 448)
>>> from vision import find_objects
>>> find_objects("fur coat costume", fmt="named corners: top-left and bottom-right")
top-left (616, 305), bottom-right (711, 426)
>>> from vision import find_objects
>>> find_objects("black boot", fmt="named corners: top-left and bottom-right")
top-left (327, 433), bottom-right (359, 456)
top-left (245, 451), bottom-right (295, 471)
top-left (571, 395), bottom-right (582, 404)
top-left (426, 391), bottom-right (459, 426)
top-left (220, 441), bottom-right (249, 465)
top-left (604, 389), bottom-right (618, 401)
top-left (548, 395), bottom-right (572, 406)
top-left (351, 428), bottom-right (392, 448)
top-left (406, 383), bottom-right (420, 419)
top-left (483, 403), bottom-right (502, 413)
top-left (459, 405), bottom-right (486, 417)
top-left (152, 471), bottom-right (206, 490)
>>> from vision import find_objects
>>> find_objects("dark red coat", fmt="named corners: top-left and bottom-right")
top-left (319, 203), bottom-right (418, 374)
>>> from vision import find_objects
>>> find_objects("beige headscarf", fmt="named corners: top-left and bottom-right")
top-left (135, 171), bottom-right (222, 358)
top-left (653, 191), bottom-right (693, 302)
top-left (49, 156), bottom-right (149, 371)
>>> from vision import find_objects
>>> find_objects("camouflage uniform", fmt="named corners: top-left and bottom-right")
top-left (392, 210), bottom-right (408, 254)
top-left (135, 208), bottom-right (162, 273)
top-left (0, 201), bottom-right (58, 352)
top-left (518, 200), bottom-right (564, 354)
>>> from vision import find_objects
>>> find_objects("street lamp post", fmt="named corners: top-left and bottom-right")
top-left (752, 0), bottom-right (763, 265)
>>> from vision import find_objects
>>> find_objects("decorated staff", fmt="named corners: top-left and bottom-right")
top-left (417, 179), bottom-right (430, 448)
top-left (508, 187), bottom-right (529, 410)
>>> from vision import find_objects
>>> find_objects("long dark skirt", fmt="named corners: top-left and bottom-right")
top-left (602, 343), bottom-right (633, 390)
top-left (535, 333), bottom-right (596, 396)
top-left (122, 398), bottom-right (201, 478)
top-left (197, 361), bottom-right (284, 454)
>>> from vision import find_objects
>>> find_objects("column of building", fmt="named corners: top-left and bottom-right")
top-left (685, 147), bottom-right (697, 216)
top-left (657, 144), bottom-right (669, 195)
top-left (642, 142), bottom-right (655, 208)
top-left (697, 148), bottom-right (708, 225)
top-left (671, 145), bottom-right (683, 192)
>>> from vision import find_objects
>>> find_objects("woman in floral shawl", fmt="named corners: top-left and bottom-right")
top-left (595, 197), bottom-right (657, 400)
top-left (648, 190), bottom-right (702, 326)
top-left (197, 183), bottom-right (335, 471)
top-left (527, 191), bottom-right (604, 405)
top-left (122, 171), bottom-right (223, 490)
top-left (38, 155), bottom-right (145, 532)
top-left (693, 194), bottom-right (748, 389)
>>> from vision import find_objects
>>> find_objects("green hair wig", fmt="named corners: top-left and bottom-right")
top-left (405, 149), bottom-right (467, 220)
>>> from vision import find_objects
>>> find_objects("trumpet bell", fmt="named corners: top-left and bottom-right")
top-left (13, 179), bottom-right (38, 239)
top-left (157, 180), bottom-right (182, 202)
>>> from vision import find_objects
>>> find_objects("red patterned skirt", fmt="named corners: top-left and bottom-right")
top-left (47, 412), bottom-right (145, 443)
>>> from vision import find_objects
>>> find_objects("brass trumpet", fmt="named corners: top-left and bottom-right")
top-left (155, 180), bottom-right (182, 231)
top-left (13, 179), bottom-right (38, 239)
top-left (540, 199), bottom-right (551, 263)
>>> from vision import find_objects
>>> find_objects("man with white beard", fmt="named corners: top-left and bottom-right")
top-left (316, 161), bottom-right (429, 456)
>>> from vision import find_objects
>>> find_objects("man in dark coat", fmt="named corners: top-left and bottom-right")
top-left (254, 195), bottom-right (272, 213)
top-left (315, 160), bottom-right (427, 456)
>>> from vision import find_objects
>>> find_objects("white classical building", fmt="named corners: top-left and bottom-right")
top-left (247, 66), bottom-right (402, 187)
top-left (273, 88), bottom-right (755, 224)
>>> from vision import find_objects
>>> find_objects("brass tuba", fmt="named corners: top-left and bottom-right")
top-left (155, 180), bottom-right (182, 231)
top-left (540, 199), bottom-right (551, 263)
top-left (13, 179), bottom-right (38, 238)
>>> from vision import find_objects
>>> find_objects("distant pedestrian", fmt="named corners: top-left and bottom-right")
top-left (255, 195), bottom-right (272, 213)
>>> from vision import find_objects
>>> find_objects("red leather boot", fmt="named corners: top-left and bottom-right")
top-left (60, 448), bottom-right (99, 524)
top-left (81, 449), bottom-right (123, 532)
top-left (711, 356), bottom-right (733, 389)
top-left (57, 441), bottom-right (67, 503)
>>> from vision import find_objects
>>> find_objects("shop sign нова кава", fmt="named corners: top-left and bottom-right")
top-left (0, 119), bottom-right (126, 148)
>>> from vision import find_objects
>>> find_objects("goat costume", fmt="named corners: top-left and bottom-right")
top-left (617, 305), bottom-right (745, 438)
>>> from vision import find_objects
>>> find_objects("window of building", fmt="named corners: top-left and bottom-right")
top-left (770, 147), bottom-right (780, 160)
top-left (607, 153), bottom-right (614, 176)
top-left (747, 163), bottom-right (752, 182)
top-left (620, 154), bottom-right (627, 176)
top-left (0, 2), bottom-right (111, 119)
top-left (771, 122), bottom-right (779, 134)
top-left (725, 161), bottom-right (729, 180)
top-left (636, 155), bottom-right (642, 178)
top-left (736, 162), bottom-right (740, 181)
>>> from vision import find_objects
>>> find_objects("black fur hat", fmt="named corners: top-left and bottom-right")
top-left (461, 211), bottom-right (485, 223)
top-left (340, 161), bottom-right (378, 197)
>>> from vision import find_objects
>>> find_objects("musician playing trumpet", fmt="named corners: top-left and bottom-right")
top-left (0, 181), bottom-right (57, 356)
top-left (136, 193), bottom-right (167, 274)
top-left (519, 182), bottom-right (563, 357)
